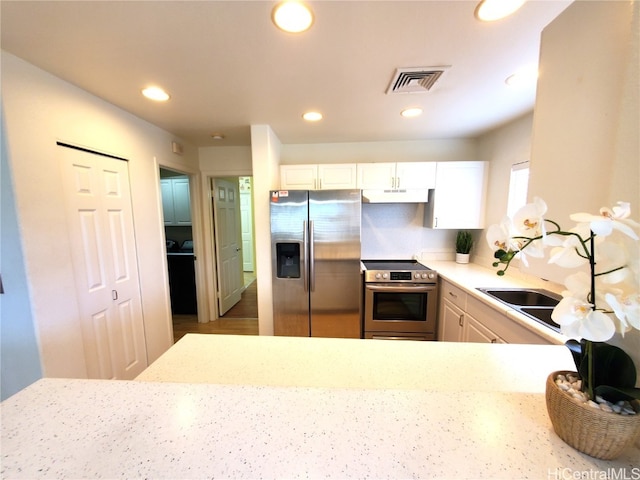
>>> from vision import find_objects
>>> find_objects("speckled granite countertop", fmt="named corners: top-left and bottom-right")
top-left (137, 333), bottom-right (571, 391)
top-left (2, 335), bottom-right (638, 478)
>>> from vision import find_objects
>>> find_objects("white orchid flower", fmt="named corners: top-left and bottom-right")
top-left (513, 197), bottom-right (547, 238)
top-left (605, 291), bottom-right (640, 332)
top-left (570, 201), bottom-right (640, 240)
top-left (486, 216), bottom-right (514, 252)
top-left (548, 232), bottom-right (588, 268)
top-left (551, 296), bottom-right (616, 341)
top-left (595, 239), bottom-right (632, 284)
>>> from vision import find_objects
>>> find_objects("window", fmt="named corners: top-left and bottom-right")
top-left (507, 162), bottom-right (530, 217)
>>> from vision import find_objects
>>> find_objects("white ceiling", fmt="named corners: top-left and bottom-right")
top-left (0, 0), bottom-right (572, 147)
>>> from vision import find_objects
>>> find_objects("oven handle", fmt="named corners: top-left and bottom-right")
top-left (365, 284), bottom-right (436, 293)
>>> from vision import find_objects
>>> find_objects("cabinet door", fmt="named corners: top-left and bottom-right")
top-left (396, 162), bottom-right (436, 190)
top-left (160, 179), bottom-right (175, 225)
top-left (356, 163), bottom-right (396, 189)
top-left (439, 298), bottom-right (465, 342)
top-left (172, 178), bottom-right (192, 225)
top-left (318, 163), bottom-right (357, 189)
top-left (463, 314), bottom-right (505, 344)
top-left (280, 165), bottom-right (318, 189)
top-left (425, 161), bottom-right (487, 229)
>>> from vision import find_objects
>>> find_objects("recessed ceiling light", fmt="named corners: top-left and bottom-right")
top-left (505, 65), bottom-right (538, 87)
top-left (303, 111), bottom-right (323, 122)
top-left (401, 107), bottom-right (423, 118)
top-left (210, 133), bottom-right (225, 140)
top-left (141, 86), bottom-right (170, 102)
top-left (272, 1), bottom-right (314, 33)
top-left (475, 0), bottom-right (526, 22)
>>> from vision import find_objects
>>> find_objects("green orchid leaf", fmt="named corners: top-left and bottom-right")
top-left (594, 385), bottom-right (640, 404)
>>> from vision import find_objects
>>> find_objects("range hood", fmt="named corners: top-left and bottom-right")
top-left (362, 189), bottom-right (431, 204)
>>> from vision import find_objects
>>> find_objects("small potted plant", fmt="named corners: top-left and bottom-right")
top-left (455, 230), bottom-right (473, 263)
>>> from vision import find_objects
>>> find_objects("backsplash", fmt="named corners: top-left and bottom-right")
top-left (361, 203), bottom-right (458, 260)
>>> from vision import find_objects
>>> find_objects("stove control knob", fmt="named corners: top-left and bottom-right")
top-left (414, 273), bottom-right (421, 279)
top-left (382, 273), bottom-right (388, 279)
top-left (421, 273), bottom-right (428, 279)
top-left (428, 273), bottom-right (436, 279)
top-left (375, 273), bottom-right (382, 279)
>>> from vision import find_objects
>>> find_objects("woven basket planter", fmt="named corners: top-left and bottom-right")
top-left (546, 371), bottom-right (640, 460)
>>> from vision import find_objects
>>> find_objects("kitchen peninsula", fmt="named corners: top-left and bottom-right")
top-left (1, 335), bottom-right (638, 478)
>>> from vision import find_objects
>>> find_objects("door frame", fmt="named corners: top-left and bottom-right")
top-left (201, 170), bottom-right (254, 321)
top-left (157, 162), bottom-right (207, 324)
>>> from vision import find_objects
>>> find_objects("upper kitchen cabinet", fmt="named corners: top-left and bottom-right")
top-left (280, 164), bottom-right (357, 190)
top-left (356, 162), bottom-right (436, 190)
top-left (161, 177), bottom-right (192, 226)
top-left (424, 161), bottom-right (488, 229)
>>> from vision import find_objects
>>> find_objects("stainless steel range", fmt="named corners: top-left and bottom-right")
top-left (362, 260), bottom-right (438, 341)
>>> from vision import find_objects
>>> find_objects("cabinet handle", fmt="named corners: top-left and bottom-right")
top-left (391, 177), bottom-right (395, 189)
top-left (448, 291), bottom-right (458, 299)
top-left (458, 314), bottom-right (464, 327)
top-left (112, 290), bottom-right (118, 301)
top-left (491, 338), bottom-right (498, 344)
top-left (396, 177), bottom-right (400, 189)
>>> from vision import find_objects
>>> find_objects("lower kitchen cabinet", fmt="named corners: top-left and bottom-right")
top-left (438, 279), bottom-right (549, 345)
top-left (462, 314), bottom-right (505, 344)
top-left (438, 281), bottom-right (466, 342)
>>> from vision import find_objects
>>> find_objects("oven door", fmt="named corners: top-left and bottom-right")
top-left (364, 283), bottom-right (438, 336)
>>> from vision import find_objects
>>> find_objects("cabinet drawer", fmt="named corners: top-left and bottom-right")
top-left (440, 280), bottom-right (467, 311)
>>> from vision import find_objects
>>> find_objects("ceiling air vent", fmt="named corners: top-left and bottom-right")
top-left (386, 66), bottom-right (449, 94)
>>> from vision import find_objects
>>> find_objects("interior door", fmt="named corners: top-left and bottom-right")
top-left (239, 178), bottom-right (254, 272)
top-left (212, 178), bottom-right (243, 315)
top-left (59, 145), bottom-right (147, 379)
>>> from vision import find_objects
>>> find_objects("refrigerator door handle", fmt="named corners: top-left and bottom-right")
top-left (309, 220), bottom-right (315, 292)
top-left (303, 220), bottom-right (309, 293)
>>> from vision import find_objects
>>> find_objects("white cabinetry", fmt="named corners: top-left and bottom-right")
top-left (161, 177), bottom-right (191, 226)
top-left (424, 161), bottom-right (487, 229)
top-left (463, 314), bottom-right (506, 344)
top-left (438, 279), bottom-right (550, 345)
top-left (438, 281), bottom-right (466, 342)
top-left (280, 164), bottom-right (357, 190)
top-left (357, 162), bottom-right (436, 190)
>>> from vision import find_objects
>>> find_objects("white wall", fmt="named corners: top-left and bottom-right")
top-left (251, 125), bottom-right (281, 336)
top-left (1, 111), bottom-right (43, 400)
top-left (199, 146), bottom-right (252, 173)
top-left (529, 1), bottom-right (639, 219)
top-left (517, 2), bottom-right (639, 376)
top-left (281, 139), bottom-right (476, 165)
top-left (1, 51), bottom-right (198, 384)
top-left (474, 112), bottom-right (534, 266)
top-left (469, 2), bottom-right (640, 379)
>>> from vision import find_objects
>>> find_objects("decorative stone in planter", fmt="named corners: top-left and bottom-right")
top-left (545, 371), bottom-right (640, 460)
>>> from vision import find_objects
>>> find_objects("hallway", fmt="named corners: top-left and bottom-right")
top-left (172, 275), bottom-right (258, 342)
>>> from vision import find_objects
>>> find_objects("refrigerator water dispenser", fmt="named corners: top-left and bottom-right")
top-left (276, 243), bottom-right (300, 278)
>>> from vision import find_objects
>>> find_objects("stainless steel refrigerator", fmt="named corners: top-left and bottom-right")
top-left (270, 189), bottom-right (362, 338)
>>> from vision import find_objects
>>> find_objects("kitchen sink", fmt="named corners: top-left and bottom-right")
top-left (520, 307), bottom-right (561, 332)
top-left (477, 288), bottom-right (560, 307)
top-left (476, 287), bottom-right (562, 333)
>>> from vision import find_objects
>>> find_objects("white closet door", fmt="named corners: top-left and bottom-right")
top-left (60, 146), bottom-right (147, 379)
